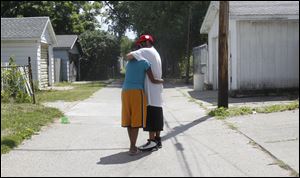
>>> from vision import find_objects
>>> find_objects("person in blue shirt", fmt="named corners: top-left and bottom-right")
top-left (122, 50), bottom-right (163, 155)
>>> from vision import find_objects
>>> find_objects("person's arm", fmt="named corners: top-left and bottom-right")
top-left (125, 52), bottom-right (134, 61)
top-left (126, 49), bottom-right (145, 61)
top-left (146, 67), bottom-right (164, 84)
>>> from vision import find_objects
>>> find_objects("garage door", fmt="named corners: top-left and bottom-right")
top-left (237, 21), bottom-right (299, 90)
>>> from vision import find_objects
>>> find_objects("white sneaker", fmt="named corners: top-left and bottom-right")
top-left (138, 139), bottom-right (158, 151)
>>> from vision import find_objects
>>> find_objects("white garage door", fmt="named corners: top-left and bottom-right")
top-left (237, 20), bottom-right (299, 90)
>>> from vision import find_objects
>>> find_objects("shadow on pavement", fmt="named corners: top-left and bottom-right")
top-left (162, 115), bottom-right (212, 142)
top-left (188, 90), bottom-right (298, 105)
top-left (97, 151), bottom-right (152, 165)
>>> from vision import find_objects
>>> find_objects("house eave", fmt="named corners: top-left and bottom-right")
top-left (200, 1), bottom-right (219, 34)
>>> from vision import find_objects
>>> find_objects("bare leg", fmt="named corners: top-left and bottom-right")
top-left (130, 128), bottom-right (139, 151)
top-left (127, 127), bottom-right (132, 145)
top-left (155, 131), bottom-right (160, 138)
top-left (149, 131), bottom-right (156, 140)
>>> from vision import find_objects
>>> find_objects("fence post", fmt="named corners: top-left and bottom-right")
top-left (28, 57), bottom-right (36, 104)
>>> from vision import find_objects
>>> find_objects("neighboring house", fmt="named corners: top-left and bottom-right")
top-left (1, 17), bottom-right (57, 89)
top-left (199, 1), bottom-right (299, 94)
top-left (53, 35), bottom-right (81, 82)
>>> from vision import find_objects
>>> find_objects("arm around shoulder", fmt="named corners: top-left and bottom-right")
top-left (146, 68), bottom-right (164, 84)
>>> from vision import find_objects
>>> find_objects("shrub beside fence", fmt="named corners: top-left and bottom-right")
top-left (1, 57), bottom-right (36, 104)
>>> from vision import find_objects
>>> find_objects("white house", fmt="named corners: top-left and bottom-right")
top-left (53, 35), bottom-right (81, 82)
top-left (1, 17), bottom-right (57, 89)
top-left (199, 1), bottom-right (299, 94)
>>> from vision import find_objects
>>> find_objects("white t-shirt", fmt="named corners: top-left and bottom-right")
top-left (130, 47), bottom-right (163, 107)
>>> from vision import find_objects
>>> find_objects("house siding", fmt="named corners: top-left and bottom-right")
top-left (237, 20), bottom-right (299, 90)
top-left (53, 49), bottom-right (69, 81)
top-left (1, 41), bottom-right (39, 81)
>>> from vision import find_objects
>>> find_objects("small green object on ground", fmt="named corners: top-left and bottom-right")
top-left (61, 116), bottom-right (69, 124)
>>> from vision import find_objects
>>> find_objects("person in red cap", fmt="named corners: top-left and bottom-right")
top-left (126, 34), bottom-right (164, 151)
top-left (122, 39), bottom-right (163, 155)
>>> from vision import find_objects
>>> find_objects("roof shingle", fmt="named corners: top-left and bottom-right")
top-left (1, 17), bottom-right (50, 39)
top-left (54, 35), bottom-right (78, 49)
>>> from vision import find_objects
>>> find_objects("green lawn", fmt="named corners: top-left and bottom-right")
top-left (1, 103), bottom-right (63, 154)
top-left (36, 81), bottom-right (106, 103)
top-left (1, 81), bottom-right (106, 154)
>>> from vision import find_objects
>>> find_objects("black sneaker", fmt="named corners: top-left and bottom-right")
top-left (138, 139), bottom-right (158, 151)
top-left (155, 136), bottom-right (162, 149)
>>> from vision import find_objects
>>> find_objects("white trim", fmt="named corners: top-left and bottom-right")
top-left (69, 36), bottom-right (78, 49)
top-left (230, 20), bottom-right (238, 90)
top-left (37, 43), bottom-right (41, 89)
top-left (231, 14), bottom-right (299, 21)
top-left (40, 18), bottom-right (57, 45)
top-left (48, 44), bottom-right (54, 86)
top-left (200, 1), bottom-right (299, 34)
top-left (200, 1), bottom-right (219, 34)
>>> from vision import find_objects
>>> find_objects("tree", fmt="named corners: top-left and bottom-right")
top-left (105, 1), bottom-right (210, 77)
top-left (79, 30), bottom-right (120, 80)
top-left (120, 36), bottom-right (134, 57)
top-left (1, 1), bottom-right (102, 34)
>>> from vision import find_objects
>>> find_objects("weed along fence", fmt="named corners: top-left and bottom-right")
top-left (1, 57), bottom-right (36, 104)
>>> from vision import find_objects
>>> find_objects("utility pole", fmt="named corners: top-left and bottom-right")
top-left (185, 6), bottom-right (192, 84)
top-left (218, 1), bottom-right (229, 108)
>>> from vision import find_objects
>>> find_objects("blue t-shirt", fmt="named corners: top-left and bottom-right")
top-left (122, 59), bottom-right (151, 90)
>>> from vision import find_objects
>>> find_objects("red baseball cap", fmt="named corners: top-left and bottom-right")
top-left (136, 34), bottom-right (154, 45)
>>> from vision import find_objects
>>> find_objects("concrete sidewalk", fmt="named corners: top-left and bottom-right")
top-left (226, 110), bottom-right (299, 174)
top-left (1, 82), bottom-right (293, 177)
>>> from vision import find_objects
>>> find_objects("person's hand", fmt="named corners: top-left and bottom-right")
top-left (157, 78), bottom-right (164, 83)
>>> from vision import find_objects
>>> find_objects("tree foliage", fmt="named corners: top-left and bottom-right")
top-left (120, 36), bottom-right (134, 57)
top-left (105, 1), bottom-right (210, 77)
top-left (1, 1), bottom-right (102, 34)
top-left (79, 30), bottom-right (120, 80)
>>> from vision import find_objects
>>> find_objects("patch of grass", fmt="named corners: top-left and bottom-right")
top-left (275, 160), bottom-right (299, 177)
top-left (1, 103), bottom-right (63, 154)
top-left (208, 101), bottom-right (299, 119)
top-left (290, 171), bottom-right (299, 177)
top-left (208, 106), bottom-right (253, 119)
top-left (36, 81), bottom-right (106, 103)
top-left (276, 160), bottom-right (290, 171)
top-left (255, 101), bottom-right (299, 113)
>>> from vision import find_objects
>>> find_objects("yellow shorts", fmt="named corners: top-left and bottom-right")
top-left (122, 89), bottom-right (147, 128)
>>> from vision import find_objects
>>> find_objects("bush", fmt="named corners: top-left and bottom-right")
top-left (1, 57), bottom-right (31, 103)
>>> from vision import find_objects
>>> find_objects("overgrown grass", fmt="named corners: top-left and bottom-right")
top-left (36, 81), bottom-right (106, 103)
top-left (208, 101), bottom-right (299, 119)
top-left (255, 101), bottom-right (299, 113)
top-left (1, 103), bottom-right (63, 154)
